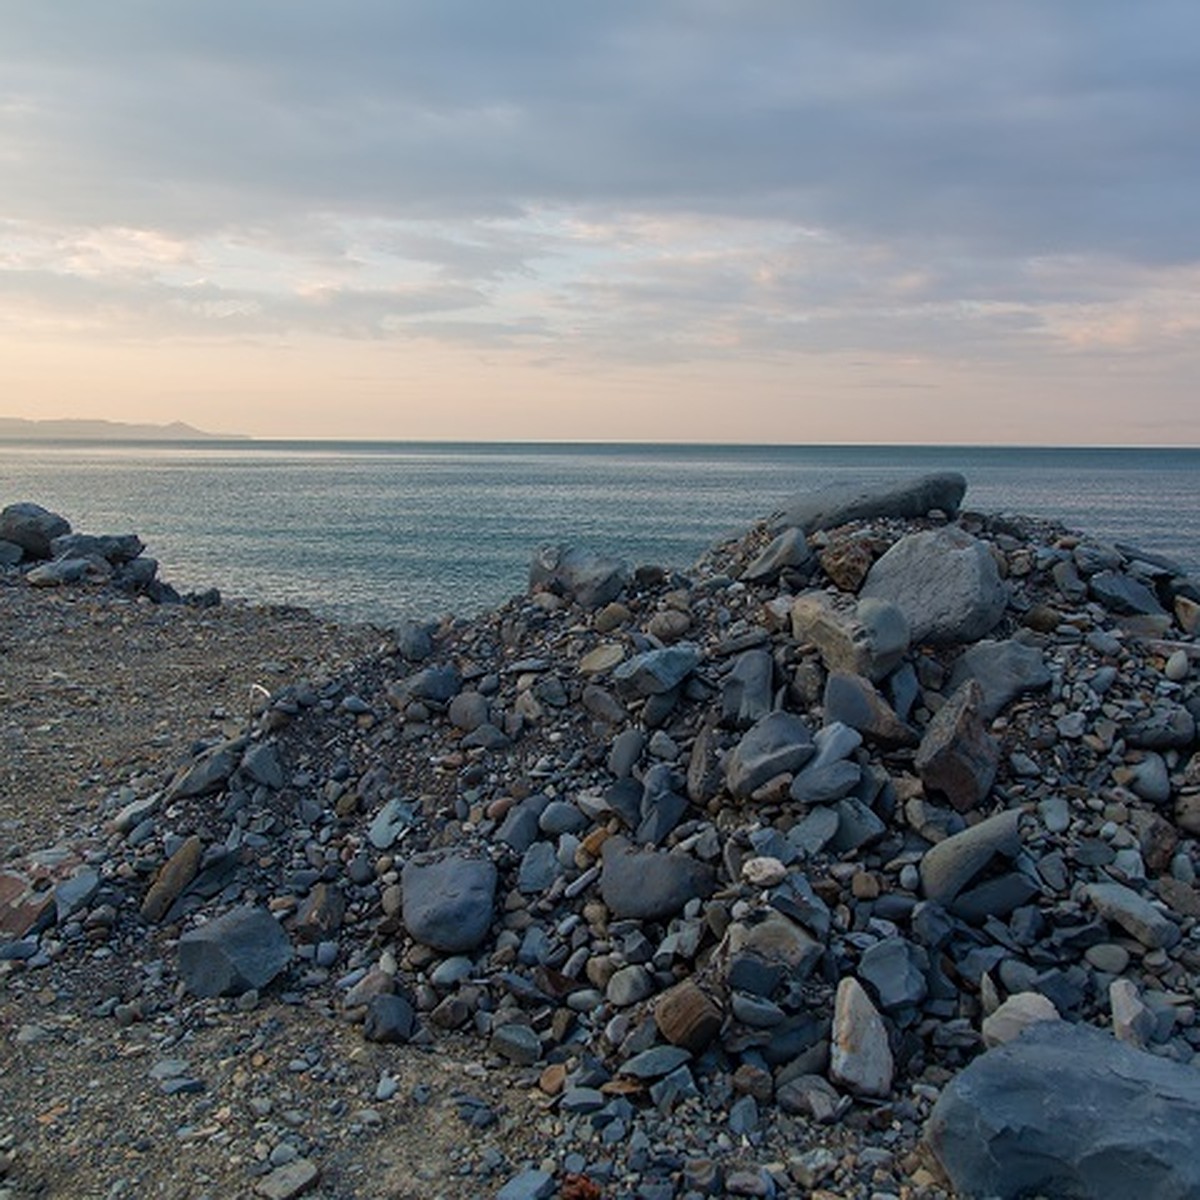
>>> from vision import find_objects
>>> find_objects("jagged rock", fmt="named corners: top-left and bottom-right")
top-left (48, 532), bottom-right (144, 564)
top-left (600, 838), bottom-right (715, 921)
top-left (861, 527), bottom-right (1008, 645)
top-left (401, 853), bottom-right (498, 952)
top-left (920, 809), bottom-right (1022, 905)
top-left (27, 558), bottom-right (94, 587)
top-left (913, 680), bottom-right (999, 812)
top-left (742, 526), bottom-right (812, 582)
top-left (1089, 569), bottom-right (1166, 616)
top-left (857, 937), bottom-right (928, 1011)
top-left (167, 738), bottom-right (246, 800)
top-left (772, 472), bottom-right (967, 534)
top-left (980, 992), bottom-right (1059, 1047)
top-left (829, 977), bottom-right (893, 1098)
top-left (822, 672), bottom-right (917, 749)
top-left (178, 906), bottom-right (293, 997)
top-left (0, 502), bottom-right (70, 559)
top-left (926, 1022), bottom-right (1200, 1200)
top-left (724, 711), bottom-right (815, 798)
top-left (947, 639), bottom-right (1052, 719)
top-left (791, 593), bottom-right (909, 682)
top-left (818, 536), bottom-right (875, 592)
top-left (612, 644), bottom-right (701, 699)
top-left (720, 649), bottom-right (775, 728)
top-left (529, 544), bottom-right (628, 608)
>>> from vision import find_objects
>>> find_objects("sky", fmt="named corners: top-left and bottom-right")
top-left (2, 2), bottom-right (1199, 444)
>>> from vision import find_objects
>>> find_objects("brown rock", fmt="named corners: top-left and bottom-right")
top-left (654, 979), bottom-right (724, 1053)
top-left (140, 834), bottom-right (202, 923)
top-left (295, 882), bottom-right (346, 943)
top-left (594, 602), bottom-right (631, 633)
top-left (819, 537), bottom-right (876, 592)
top-left (1022, 603), bottom-right (1063, 633)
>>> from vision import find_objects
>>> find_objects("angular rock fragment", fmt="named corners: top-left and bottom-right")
top-left (791, 592), bottom-right (909, 682)
top-left (178, 906), bottom-right (293, 997)
top-left (529, 544), bottom-right (628, 608)
top-left (742, 526), bottom-right (811, 582)
top-left (600, 838), bottom-right (715, 921)
top-left (947, 638), bottom-right (1051, 719)
top-left (913, 680), bottom-right (999, 812)
top-left (723, 711), bottom-right (815, 798)
top-left (919, 809), bottom-right (1022, 905)
top-left (822, 672), bottom-right (917, 749)
top-left (829, 977), bottom-right (893, 1098)
top-left (1086, 881), bottom-right (1180, 950)
top-left (612, 644), bottom-right (701, 699)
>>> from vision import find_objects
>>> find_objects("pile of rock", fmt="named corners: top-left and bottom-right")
top-left (0, 500), bottom-right (215, 605)
top-left (4, 472), bottom-right (1200, 1198)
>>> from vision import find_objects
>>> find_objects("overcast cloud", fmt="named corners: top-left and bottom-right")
top-left (2, 1), bottom-right (1199, 439)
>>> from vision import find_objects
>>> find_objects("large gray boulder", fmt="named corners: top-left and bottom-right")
top-left (0, 502), bottom-right (71, 559)
top-left (401, 852), bottom-right (497, 952)
top-left (771, 472), bottom-right (967, 534)
top-left (724, 711), bottom-right (815, 798)
top-left (529, 545), bottom-right (628, 609)
top-left (178, 906), bottom-right (293, 997)
top-left (600, 838), bottom-right (715, 921)
top-left (860, 527), bottom-right (1008, 645)
top-left (925, 1021), bottom-right (1200, 1200)
top-left (947, 638), bottom-right (1052, 719)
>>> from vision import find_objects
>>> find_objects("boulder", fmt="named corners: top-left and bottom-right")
top-left (925, 1021), bottom-right (1200, 1200)
top-left (771, 472), bottom-right (967, 534)
top-left (600, 838), bottom-right (715, 921)
top-left (913, 680), bottom-right (999, 812)
top-left (947, 639), bottom-right (1052, 720)
top-left (401, 853), bottom-right (497, 952)
top-left (178, 906), bottom-right (293, 997)
top-left (529, 545), bottom-right (628, 609)
top-left (860, 527), bottom-right (1008, 645)
top-left (0, 502), bottom-right (70, 559)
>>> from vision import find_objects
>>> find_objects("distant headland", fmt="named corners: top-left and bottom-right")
top-left (0, 417), bottom-right (245, 441)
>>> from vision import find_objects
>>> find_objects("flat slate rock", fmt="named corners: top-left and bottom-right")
top-left (771, 472), bottom-right (967, 533)
top-left (178, 905), bottom-right (293, 997)
top-left (724, 710), bottom-right (815, 798)
top-left (600, 838), bottom-right (715, 921)
top-left (926, 1021), bottom-right (1200, 1200)
top-left (529, 544), bottom-right (628, 609)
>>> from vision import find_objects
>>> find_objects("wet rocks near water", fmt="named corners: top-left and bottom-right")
top-left (5, 470), bottom-right (1200, 1198)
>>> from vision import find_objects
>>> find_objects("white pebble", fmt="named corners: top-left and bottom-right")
top-left (1165, 649), bottom-right (1189, 682)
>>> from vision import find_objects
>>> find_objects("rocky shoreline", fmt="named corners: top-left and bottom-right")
top-left (2, 476), bottom-right (1199, 1199)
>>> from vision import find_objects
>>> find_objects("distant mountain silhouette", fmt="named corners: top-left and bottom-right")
top-left (0, 417), bottom-right (246, 441)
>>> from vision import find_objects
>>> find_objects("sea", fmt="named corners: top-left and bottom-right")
top-left (3, 442), bottom-right (1198, 628)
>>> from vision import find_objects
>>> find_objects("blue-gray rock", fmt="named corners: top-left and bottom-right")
top-left (363, 993), bottom-right (417, 1043)
top-left (724, 711), bottom-right (815, 798)
top-left (607, 728), bottom-right (645, 778)
top-left (167, 738), bottom-right (246, 800)
top-left (822, 672), bottom-right (918, 749)
top-left (394, 619), bottom-right (435, 661)
top-left (517, 841), bottom-right (559, 894)
top-left (620, 1044), bottom-right (693, 1079)
top-left (612, 644), bottom-right (701, 699)
top-left (742, 526), bottom-right (812, 582)
top-left (0, 502), bottom-right (71, 559)
top-left (1086, 881), bottom-right (1180, 950)
top-left (178, 906), bottom-right (293, 997)
top-left (402, 853), bottom-right (497, 952)
top-left (913, 680), bottom-right (999, 813)
top-left (48, 532), bottom-right (143, 564)
top-left (637, 763), bottom-right (689, 845)
top-left (789, 759), bottom-right (861, 805)
top-left (448, 690), bottom-right (489, 732)
top-left (54, 868), bottom-right (100, 923)
top-left (947, 639), bottom-right (1052, 720)
top-left (529, 544), bottom-right (628, 609)
top-left (27, 558), bottom-right (92, 587)
top-left (496, 1169), bottom-right (556, 1200)
top-left (829, 796), bottom-right (887, 852)
top-left (858, 937), bottom-right (929, 1010)
top-left (491, 1022), bottom-right (542, 1065)
top-left (861, 527), bottom-right (1008, 645)
top-left (771, 472), bottom-right (967, 534)
top-left (925, 1021), bottom-right (1200, 1200)
top-left (240, 743), bottom-right (285, 790)
top-left (920, 809), bottom-right (1022, 905)
top-left (600, 838), bottom-right (715, 921)
top-left (721, 649), bottom-right (775, 729)
top-left (1089, 569), bottom-right (1165, 616)
top-left (395, 664), bottom-right (462, 705)
top-left (367, 797), bottom-right (417, 850)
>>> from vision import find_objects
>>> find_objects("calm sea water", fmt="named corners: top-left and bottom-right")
top-left (2, 442), bottom-right (1198, 627)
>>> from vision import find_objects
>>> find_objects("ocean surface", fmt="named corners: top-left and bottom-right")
top-left (3, 442), bottom-right (1198, 627)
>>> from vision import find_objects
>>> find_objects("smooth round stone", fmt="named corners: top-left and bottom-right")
top-left (1165, 650), bottom-right (1190, 682)
top-left (606, 964), bottom-right (655, 1007)
top-left (430, 956), bottom-right (476, 988)
top-left (579, 644), bottom-right (626, 675)
top-left (491, 1023), bottom-right (542, 1066)
top-left (741, 856), bottom-right (787, 888)
top-left (1085, 943), bottom-right (1131, 975)
top-left (1038, 797), bottom-right (1071, 834)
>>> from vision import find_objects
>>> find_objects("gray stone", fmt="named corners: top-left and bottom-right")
top-left (861, 527), bottom-right (1008, 645)
top-left (612, 643), bottom-right (701, 699)
top-left (947, 639), bottom-right (1052, 720)
top-left (0, 502), bottom-right (70, 559)
top-left (600, 838), bottom-right (715, 921)
top-left (367, 797), bottom-right (416, 850)
top-left (48, 532), bottom-right (143, 564)
top-left (721, 649), bottom-right (775, 729)
top-left (913, 680), bottom-right (999, 813)
top-left (772, 472), bottom-right (967, 534)
top-left (608, 728), bottom-right (645, 778)
top-left (0, 539), bottom-right (22, 566)
top-left (240, 743), bottom-right (285, 790)
top-left (920, 808), bottom-right (1022, 906)
top-left (1089, 569), bottom-right (1166, 616)
top-left (27, 557), bottom-right (92, 586)
top-left (1086, 881), bottom-right (1180, 950)
top-left (448, 691), bottom-right (489, 732)
top-left (789, 759), bottom-right (861, 805)
top-left (1110, 978), bottom-right (1156, 1048)
top-left (791, 593), bottom-right (910, 682)
top-left (254, 1158), bottom-right (320, 1200)
top-left (363, 993), bottom-right (417, 1043)
top-left (925, 1021), bottom-right (1200, 1200)
top-left (830, 977), bottom-right (894, 1098)
top-left (829, 796), bottom-right (886, 852)
top-left (858, 937), bottom-right (928, 1011)
top-left (491, 1022), bottom-right (542, 1065)
top-left (401, 853), bottom-right (497, 952)
top-left (178, 906), bottom-right (293, 997)
top-left (724, 711), bottom-right (815, 798)
top-left (529, 544), bottom-right (628, 608)
top-left (517, 841), bottom-right (559, 893)
top-left (496, 1169), bottom-right (556, 1200)
top-left (980, 992), bottom-right (1059, 1047)
top-left (742, 526), bottom-right (812, 582)
top-left (167, 738), bottom-right (245, 800)
top-left (822, 672), bottom-right (917, 748)
top-left (621, 1045), bottom-right (692, 1079)
top-left (607, 963), bottom-right (655, 1006)
top-left (1128, 753), bottom-right (1171, 805)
